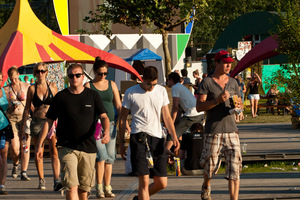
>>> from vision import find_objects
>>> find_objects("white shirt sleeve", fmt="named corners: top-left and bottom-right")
top-left (122, 89), bottom-right (131, 109)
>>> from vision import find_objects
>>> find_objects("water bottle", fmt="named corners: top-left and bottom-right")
top-left (0, 131), bottom-right (5, 149)
top-left (94, 119), bottom-right (103, 140)
top-left (22, 137), bottom-right (28, 153)
top-left (145, 139), bottom-right (154, 168)
top-left (146, 151), bottom-right (154, 168)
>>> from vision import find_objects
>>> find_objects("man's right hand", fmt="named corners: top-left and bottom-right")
top-left (217, 89), bottom-right (230, 103)
top-left (119, 143), bottom-right (127, 160)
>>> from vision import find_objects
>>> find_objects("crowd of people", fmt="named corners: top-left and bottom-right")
top-left (0, 50), bottom-right (278, 200)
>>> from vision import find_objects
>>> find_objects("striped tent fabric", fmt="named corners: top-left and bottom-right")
top-left (0, 0), bottom-right (142, 85)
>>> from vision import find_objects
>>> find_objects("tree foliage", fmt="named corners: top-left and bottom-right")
top-left (0, 0), bottom-right (59, 33)
top-left (82, 0), bottom-right (207, 78)
top-left (192, 0), bottom-right (286, 56)
top-left (270, 1), bottom-right (300, 105)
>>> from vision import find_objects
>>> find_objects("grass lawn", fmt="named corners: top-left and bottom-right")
top-left (238, 111), bottom-right (292, 124)
top-left (218, 160), bottom-right (300, 174)
top-left (168, 160), bottom-right (300, 175)
top-left (238, 99), bottom-right (292, 124)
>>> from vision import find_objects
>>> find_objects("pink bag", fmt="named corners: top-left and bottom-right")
top-left (94, 119), bottom-right (103, 140)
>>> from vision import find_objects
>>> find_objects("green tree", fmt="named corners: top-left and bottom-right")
top-left (0, 0), bottom-right (59, 33)
top-left (271, 1), bottom-right (300, 105)
top-left (0, 0), bottom-right (14, 28)
top-left (191, 0), bottom-right (285, 56)
top-left (81, 0), bottom-right (207, 78)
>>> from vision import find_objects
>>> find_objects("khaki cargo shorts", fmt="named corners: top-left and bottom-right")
top-left (9, 114), bottom-right (31, 136)
top-left (58, 147), bottom-right (96, 192)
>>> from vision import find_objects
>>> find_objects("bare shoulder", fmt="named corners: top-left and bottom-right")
top-left (110, 80), bottom-right (118, 89)
top-left (84, 81), bottom-right (90, 88)
top-left (50, 82), bottom-right (57, 89)
top-left (3, 85), bottom-right (9, 93)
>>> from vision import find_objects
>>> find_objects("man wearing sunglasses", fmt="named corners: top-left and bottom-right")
top-left (35, 64), bottom-right (110, 200)
top-left (119, 66), bottom-right (180, 200)
top-left (196, 50), bottom-right (242, 200)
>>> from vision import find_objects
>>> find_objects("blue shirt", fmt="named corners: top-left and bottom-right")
top-left (0, 88), bottom-right (9, 130)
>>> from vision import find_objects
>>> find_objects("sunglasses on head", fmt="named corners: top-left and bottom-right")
top-left (97, 72), bottom-right (108, 76)
top-left (68, 73), bottom-right (83, 79)
top-left (221, 54), bottom-right (233, 58)
top-left (36, 70), bottom-right (47, 74)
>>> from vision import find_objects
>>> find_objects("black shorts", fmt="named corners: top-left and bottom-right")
top-left (130, 132), bottom-right (167, 178)
top-left (0, 124), bottom-right (14, 142)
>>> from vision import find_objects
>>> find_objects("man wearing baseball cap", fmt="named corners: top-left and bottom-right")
top-left (196, 50), bottom-right (242, 200)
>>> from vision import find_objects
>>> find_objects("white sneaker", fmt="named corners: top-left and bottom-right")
top-left (38, 179), bottom-right (46, 190)
top-left (104, 185), bottom-right (115, 198)
top-left (96, 184), bottom-right (105, 198)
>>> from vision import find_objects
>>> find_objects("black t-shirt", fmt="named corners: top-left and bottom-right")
top-left (46, 88), bottom-right (107, 153)
top-left (181, 132), bottom-right (204, 170)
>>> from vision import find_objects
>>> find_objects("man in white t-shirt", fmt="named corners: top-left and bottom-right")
top-left (166, 72), bottom-right (205, 155)
top-left (119, 66), bottom-right (180, 200)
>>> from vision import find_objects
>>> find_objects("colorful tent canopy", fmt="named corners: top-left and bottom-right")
top-left (0, 0), bottom-right (142, 85)
top-left (230, 36), bottom-right (279, 77)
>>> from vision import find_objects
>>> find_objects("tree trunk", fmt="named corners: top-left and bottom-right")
top-left (162, 30), bottom-right (172, 79)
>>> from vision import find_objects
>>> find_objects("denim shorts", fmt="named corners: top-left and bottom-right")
top-left (96, 121), bottom-right (117, 163)
top-left (248, 94), bottom-right (260, 100)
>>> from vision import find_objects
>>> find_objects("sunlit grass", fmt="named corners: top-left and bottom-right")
top-left (218, 160), bottom-right (300, 174)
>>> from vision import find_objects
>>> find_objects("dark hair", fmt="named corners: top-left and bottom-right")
top-left (67, 63), bottom-right (83, 74)
top-left (93, 56), bottom-right (108, 71)
top-left (143, 66), bottom-right (158, 81)
top-left (167, 72), bottom-right (181, 84)
top-left (193, 69), bottom-right (199, 76)
top-left (181, 69), bottom-right (188, 76)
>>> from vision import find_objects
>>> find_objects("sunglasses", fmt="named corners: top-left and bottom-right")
top-left (221, 54), bottom-right (233, 58)
top-left (97, 72), bottom-right (108, 76)
top-left (145, 82), bottom-right (157, 87)
top-left (36, 70), bottom-right (47, 74)
top-left (68, 73), bottom-right (83, 79)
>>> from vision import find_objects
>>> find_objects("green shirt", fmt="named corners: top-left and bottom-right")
top-left (90, 81), bottom-right (115, 122)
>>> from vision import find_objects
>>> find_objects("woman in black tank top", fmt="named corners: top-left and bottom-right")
top-left (246, 72), bottom-right (261, 118)
top-left (20, 63), bottom-right (62, 191)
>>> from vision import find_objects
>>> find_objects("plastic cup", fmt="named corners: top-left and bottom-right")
top-left (242, 143), bottom-right (247, 154)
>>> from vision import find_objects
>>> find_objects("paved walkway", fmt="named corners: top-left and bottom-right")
top-left (1, 123), bottom-right (300, 200)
